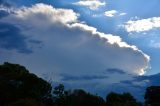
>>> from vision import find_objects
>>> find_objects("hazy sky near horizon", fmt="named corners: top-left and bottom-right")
top-left (0, 0), bottom-right (160, 99)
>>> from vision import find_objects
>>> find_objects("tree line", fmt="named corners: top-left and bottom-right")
top-left (0, 62), bottom-right (159, 106)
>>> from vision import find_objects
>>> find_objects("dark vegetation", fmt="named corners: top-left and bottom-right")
top-left (0, 62), bottom-right (159, 106)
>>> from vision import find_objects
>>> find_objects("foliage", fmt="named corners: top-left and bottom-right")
top-left (106, 92), bottom-right (142, 106)
top-left (56, 89), bottom-right (105, 106)
top-left (0, 62), bottom-right (52, 106)
top-left (0, 62), bottom-right (159, 106)
top-left (145, 86), bottom-right (160, 106)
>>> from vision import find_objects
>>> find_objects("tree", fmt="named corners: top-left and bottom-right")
top-left (65, 89), bottom-right (105, 106)
top-left (145, 86), bottom-right (160, 106)
top-left (53, 84), bottom-right (65, 98)
top-left (0, 62), bottom-right (53, 105)
top-left (52, 84), bottom-right (66, 106)
top-left (106, 92), bottom-right (142, 106)
top-left (52, 87), bottom-right (105, 106)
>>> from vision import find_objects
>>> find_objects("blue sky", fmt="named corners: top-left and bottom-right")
top-left (0, 0), bottom-right (160, 100)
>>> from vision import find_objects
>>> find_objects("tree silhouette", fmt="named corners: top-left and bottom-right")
top-left (0, 62), bottom-right (53, 106)
top-left (53, 84), bottom-right (65, 98)
top-left (106, 92), bottom-right (142, 106)
top-left (64, 89), bottom-right (105, 106)
top-left (145, 86), bottom-right (160, 106)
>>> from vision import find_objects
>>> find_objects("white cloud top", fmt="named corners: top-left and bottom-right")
top-left (14, 3), bottom-right (79, 24)
top-left (123, 17), bottom-right (160, 32)
top-left (73, 0), bottom-right (105, 10)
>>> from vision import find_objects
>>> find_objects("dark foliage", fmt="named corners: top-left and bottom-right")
top-left (0, 62), bottom-right (159, 106)
top-left (106, 92), bottom-right (142, 106)
top-left (53, 88), bottom-right (105, 106)
top-left (0, 62), bottom-right (52, 106)
top-left (145, 86), bottom-right (160, 106)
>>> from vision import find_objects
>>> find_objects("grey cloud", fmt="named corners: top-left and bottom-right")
top-left (60, 74), bottom-right (108, 81)
top-left (0, 0), bottom-right (10, 7)
top-left (106, 68), bottom-right (126, 74)
top-left (0, 23), bottom-right (32, 53)
top-left (0, 10), bottom-right (9, 18)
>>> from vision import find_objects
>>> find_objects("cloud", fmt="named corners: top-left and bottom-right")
top-left (0, 0), bottom-right (10, 6)
top-left (104, 10), bottom-right (126, 17)
top-left (73, 0), bottom-right (105, 10)
top-left (104, 10), bottom-right (117, 17)
top-left (119, 73), bottom-right (160, 101)
top-left (60, 74), bottom-right (108, 81)
top-left (119, 12), bottom-right (127, 16)
top-left (0, 3), bottom-right (150, 85)
top-left (0, 2), bottom-right (15, 18)
top-left (149, 40), bottom-right (160, 48)
top-left (0, 23), bottom-right (33, 53)
top-left (106, 68), bottom-right (126, 74)
top-left (122, 17), bottom-right (160, 32)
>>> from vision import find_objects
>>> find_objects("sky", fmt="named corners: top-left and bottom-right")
top-left (0, 0), bottom-right (160, 101)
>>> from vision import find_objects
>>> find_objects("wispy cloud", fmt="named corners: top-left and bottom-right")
top-left (122, 17), bottom-right (160, 32)
top-left (119, 12), bottom-right (127, 16)
top-left (104, 10), bottom-right (126, 17)
top-left (149, 40), bottom-right (160, 49)
top-left (73, 0), bottom-right (105, 10)
top-left (104, 10), bottom-right (117, 17)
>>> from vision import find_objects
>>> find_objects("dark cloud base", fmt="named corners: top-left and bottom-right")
top-left (106, 68), bottom-right (126, 74)
top-left (60, 74), bottom-right (108, 81)
top-left (0, 0), bottom-right (10, 6)
top-left (0, 23), bottom-right (32, 53)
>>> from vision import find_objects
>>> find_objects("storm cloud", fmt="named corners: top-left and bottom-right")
top-left (0, 3), bottom-right (150, 78)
